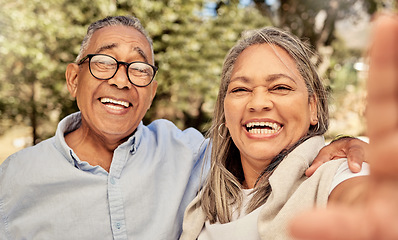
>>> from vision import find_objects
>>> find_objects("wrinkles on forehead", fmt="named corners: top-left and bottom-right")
top-left (230, 73), bottom-right (297, 85)
top-left (95, 43), bottom-right (117, 54)
top-left (95, 43), bottom-right (149, 63)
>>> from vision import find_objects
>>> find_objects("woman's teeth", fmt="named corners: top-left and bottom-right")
top-left (246, 122), bottom-right (281, 134)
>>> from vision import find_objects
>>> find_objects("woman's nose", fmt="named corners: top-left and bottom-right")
top-left (247, 90), bottom-right (273, 112)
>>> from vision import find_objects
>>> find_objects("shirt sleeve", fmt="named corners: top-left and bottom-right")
top-left (0, 214), bottom-right (8, 240)
top-left (329, 161), bottom-right (370, 194)
top-left (0, 164), bottom-right (9, 239)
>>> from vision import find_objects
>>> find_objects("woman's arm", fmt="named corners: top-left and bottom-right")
top-left (328, 175), bottom-right (369, 205)
top-left (289, 13), bottom-right (398, 240)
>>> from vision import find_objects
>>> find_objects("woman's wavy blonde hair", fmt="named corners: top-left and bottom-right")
top-left (200, 26), bottom-right (329, 224)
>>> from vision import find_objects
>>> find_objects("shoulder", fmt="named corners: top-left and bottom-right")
top-left (329, 161), bottom-right (370, 193)
top-left (180, 193), bottom-right (206, 240)
top-left (309, 158), bottom-right (347, 182)
top-left (0, 137), bottom-right (57, 177)
top-left (11, 137), bottom-right (57, 157)
top-left (147, 119), bottom-right (203, 136)
top-left (287, 159), bottom-right (347, 204)
top-left (144, 119), bottom-right (206, 146)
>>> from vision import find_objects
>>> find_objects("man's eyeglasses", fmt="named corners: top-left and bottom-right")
top-left (78, 54), bottom-right (158, 87)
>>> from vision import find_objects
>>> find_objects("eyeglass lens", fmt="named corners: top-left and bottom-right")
top-left (89, 55), bottom-right (155, 86)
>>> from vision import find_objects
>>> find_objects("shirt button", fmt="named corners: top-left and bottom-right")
top-left (110, 177), bottom-right (116, 185)
top-left (116, 222), bottom-right (121, 229)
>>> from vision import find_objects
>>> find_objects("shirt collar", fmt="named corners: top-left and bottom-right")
top-left (54, 112), bottom-right (82, 166)
top-left (53, 112), bottom-right (144, 172)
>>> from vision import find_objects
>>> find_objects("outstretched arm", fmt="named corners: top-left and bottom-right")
top-left (306, 137), bottom-right (367, 177)
top-left (290, 13), bottom-right (398, 240)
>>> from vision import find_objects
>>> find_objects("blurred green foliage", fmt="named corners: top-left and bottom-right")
top-left (0, 0), bottom-right (385, 144)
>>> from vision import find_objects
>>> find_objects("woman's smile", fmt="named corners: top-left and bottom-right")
top-left (224, 43), bottom-right (318, 167)
top-left (245, 120), bottom-right (282, 134)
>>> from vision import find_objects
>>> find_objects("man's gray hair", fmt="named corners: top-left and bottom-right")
top-left (75, 16), bottom-right (154, 63)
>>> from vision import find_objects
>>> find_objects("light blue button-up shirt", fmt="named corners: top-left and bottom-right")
top-left (0, 112), bottom-right (209, 240)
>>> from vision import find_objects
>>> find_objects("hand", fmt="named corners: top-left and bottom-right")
top-left (289, 13), bottom-right (398, 240)
top-left (306, 137), bottom-right (366, 177)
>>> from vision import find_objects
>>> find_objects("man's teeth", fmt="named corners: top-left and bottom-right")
top-left (100, 98), bottom-right (129, 108)
top-left (246, 122), bottom-right (281, 134)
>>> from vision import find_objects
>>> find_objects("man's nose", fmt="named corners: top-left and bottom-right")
top-left (107, 64), bottom-right (132, 89)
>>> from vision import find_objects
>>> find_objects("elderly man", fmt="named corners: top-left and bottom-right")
top-left (0, 16), bottom-right (365, 239)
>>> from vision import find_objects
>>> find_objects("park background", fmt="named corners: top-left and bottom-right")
top-left (0, 0), bottom-right (395, 163)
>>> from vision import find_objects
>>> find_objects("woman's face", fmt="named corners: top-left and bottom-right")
top-left (224, 44), bottom-right (318, 170)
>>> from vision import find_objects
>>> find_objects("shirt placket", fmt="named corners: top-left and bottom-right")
top-left (108, 174), bottom-right (128, 240)
top-left (107, 137), bottom-right (135, 240)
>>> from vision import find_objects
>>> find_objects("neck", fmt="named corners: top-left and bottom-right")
top-left (65, 127), bottom-right (131, 172)
top-left (241, 160), bottom-right (270, 189)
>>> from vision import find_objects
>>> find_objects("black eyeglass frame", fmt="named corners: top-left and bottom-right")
top-left (78, 54), bottom-right (158, 87)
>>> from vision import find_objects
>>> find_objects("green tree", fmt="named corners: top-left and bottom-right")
top-left (0, 0), bottom-right (116, 144)
top-left (0, 0), bottom-right (272, 143)
top-left (251, 0), bottom-right (379, 48)
top-left (5, 0), bottom-right (383, 144)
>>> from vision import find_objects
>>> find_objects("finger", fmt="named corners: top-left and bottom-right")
top-left (369, 132), bottom-right (398, 180)
top-left (346, 141), bottom-right (366, 173)
top-left (290, 186), bottom-right (398, 240)
top-left (367, 14), bottom-right (398, 180)
top-left (307, 145), bottom-right (338, 177)
top-left (308, 138), bottom-right (358, 176)
top-left (289, 207), bottom-right (372, 240)
top-left (367, 14), bottom-right (398, 140)
top-left (305, 160), bottom-right (323, 177)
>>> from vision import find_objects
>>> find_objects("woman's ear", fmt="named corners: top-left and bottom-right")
top-left (65, 63), bottom-right (79, 98)
top-left (309, 95), bottom-right (318, 125)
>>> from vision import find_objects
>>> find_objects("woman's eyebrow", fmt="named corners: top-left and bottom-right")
top-left (230, 74), bottom-right (297, 84)
top-left (266, 73), bottom-right (297, 83)
top-left (230, 76), bottom-right (249, 83)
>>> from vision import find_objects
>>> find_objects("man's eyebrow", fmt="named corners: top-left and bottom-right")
top-left (95, 43), bottom-right (118, 54)
top-left (133, 46), bottom-right (149, 63)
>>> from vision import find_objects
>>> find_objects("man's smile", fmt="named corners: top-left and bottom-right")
top-left (100, 97), bottom-right (131, 110)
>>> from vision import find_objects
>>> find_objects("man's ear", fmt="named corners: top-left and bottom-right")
top-left (65, 63), bottom-right (79, 98)
top-left (148, 80), bottom-right (158, 110)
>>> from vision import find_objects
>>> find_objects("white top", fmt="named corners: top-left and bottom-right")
top-left (198, 161), bottom-right (369, 240)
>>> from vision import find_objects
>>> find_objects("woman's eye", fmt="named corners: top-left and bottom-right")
top-left (231, 88), bottom-right (249, 93)
top-left (271, 85), bottom-right (292, 93)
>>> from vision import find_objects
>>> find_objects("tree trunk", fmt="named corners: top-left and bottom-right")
top-left (30, 80), bottom-right (38, 145)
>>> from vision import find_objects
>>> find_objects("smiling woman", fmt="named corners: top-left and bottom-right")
top-left (179, 27), bottom-right (369, 240)
top-left (224, 44), bottom-right (319, 188)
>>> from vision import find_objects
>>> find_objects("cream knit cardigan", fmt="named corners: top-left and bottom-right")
top-left (180, 136), bottom-right (346, 240)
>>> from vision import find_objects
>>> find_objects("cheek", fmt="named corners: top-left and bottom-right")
top-left (138, 89), bottom-right (154, 109)
top-left (223, 99), bottom-right (235, 127)
top-left (76, 81), bottom-right (94, 102)
top-left (75, 86), bottom-right (86, 107)
top-left (290, 103), bottom-right (312, 133)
